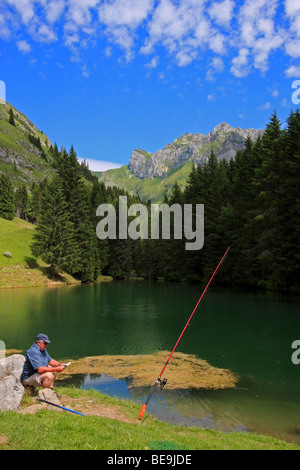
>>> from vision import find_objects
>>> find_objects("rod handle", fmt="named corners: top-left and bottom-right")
top-left (139, 404), bottom-right (147, 420)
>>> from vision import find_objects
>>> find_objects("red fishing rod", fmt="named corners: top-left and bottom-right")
top-left (138, 247), bottom-right (230, 421)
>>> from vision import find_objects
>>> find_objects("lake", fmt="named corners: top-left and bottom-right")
top-left (1, 280), bottom-right (300, 444)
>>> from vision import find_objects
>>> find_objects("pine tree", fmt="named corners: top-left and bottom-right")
top-left (57, 145), bottom-right (98, 281)
top-left (31, 177), bottom-right (77, 274)
top-left (8, 107), bottom-right (15, 126)
top-left (0, 173), bottom-right (15, 220)
top-left (202, 150), bottom-right (229, 281)
top-left (254, 112), bottom-right (284, 290)
top-left (225, 136), bottom-right (262, 287)
top-left (276, 110), bottom-right (300, 292)
top-left (15, 184), bottom-right (28, 220)
top-left (28, 184), bottom-right (43, 224)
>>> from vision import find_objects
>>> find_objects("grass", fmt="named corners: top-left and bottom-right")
top-left (98, 162), bottom-right (194, 203)
top-left (0, 103), bottom-right (55, 186)
top-left (0, 217), bottom-right (112, 288)
top-left (0, 387), bottom-right (299, 450)
top-left (0, 217), bottom-right (80, 288)
top-left (0, 217), bottom-right (35, 268)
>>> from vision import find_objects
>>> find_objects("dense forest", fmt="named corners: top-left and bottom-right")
top-left (0, 110), bottom-right (299, 294)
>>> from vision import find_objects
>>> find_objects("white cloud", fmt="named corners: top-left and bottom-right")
top-left (81, 64), bottom-right (90, 78)
top-left (16, 39), bottom-right (31, 52)
top-left (285, 65), bottom-right (300, 77)
top-left (35, 23), bottom-right (57, 42)
top-left (285, 39), bottom-right (300, 58)
top-left (145, 55), bottom-right (159, 69)
top-left (140, 0), bottom-right (229, 66)
top-left (285, 0), bottom-right (300, 18)
top-left (236, 0), bottom-right (285, 73)
top-left (98, 0), bottom-right (154, 59)
top-left (231, 48), bottom-right (250, 77)
top-left (257, 102), bottom-right (272, 111)
top-left (46, 0), bottom-right (66, 24)
top-left (0, 0), bottom-right (299, 79)
top-left (77, 157), bottom-right (123, 172)
top-left (5, 0), bottom-right (35, 25)
top-left (98, 0), bottom-right (153, 28)
top-left (208, 0), bottom-right (234, 28)
top-left (206, 56), bottom-right (224, 80)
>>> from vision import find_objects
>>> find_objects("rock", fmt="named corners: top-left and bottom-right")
top-left (128, 122), bottom-right (264, 179)
top-left (38, 388), bottom-right (63, 412)
top-left (19, 403), bottom-right (45, 414)
top-left (0, 354), bottom-right (25, 411)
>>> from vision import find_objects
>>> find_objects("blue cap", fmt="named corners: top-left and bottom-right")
top-left (36, 333), bottom-right (51, 344)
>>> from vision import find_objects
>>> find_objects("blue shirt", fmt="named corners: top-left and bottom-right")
top-left (21, 343), bottom-right (52, 381)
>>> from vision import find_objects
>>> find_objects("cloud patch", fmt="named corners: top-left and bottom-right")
top-left (77, 157), bottom-right (123, 172)
top-left (0, 0), bottom-right (299, 78)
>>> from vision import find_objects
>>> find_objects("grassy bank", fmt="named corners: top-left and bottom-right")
top-left (0, 387), bottom-right (299, 450)
top-left (0, 218), bottom-right (80, 288)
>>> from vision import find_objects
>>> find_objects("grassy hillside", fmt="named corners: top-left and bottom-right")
top-left (0, 217), bottom-right (80, 288)
top-left (0, 102), bottom-right (55, 187)
top-left (98, 162), bottom-right (193, 202)
top-left (0, 217), bottom-right (36, 268)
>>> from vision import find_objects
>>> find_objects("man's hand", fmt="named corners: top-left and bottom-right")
top-left (37, 364), bottom-right (66, 374)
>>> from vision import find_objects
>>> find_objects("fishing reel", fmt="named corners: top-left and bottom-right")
top-left (159, 378), bottom-right (168, 390)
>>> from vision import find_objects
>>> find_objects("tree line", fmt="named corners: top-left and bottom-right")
top-left (0, 110), bottom-right (299, 293)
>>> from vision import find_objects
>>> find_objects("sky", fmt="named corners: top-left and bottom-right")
top-left (0, 0), bottom-right (300, 171)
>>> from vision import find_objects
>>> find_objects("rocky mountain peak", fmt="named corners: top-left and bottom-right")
top-left (128, 123), bottom-right (264, 180)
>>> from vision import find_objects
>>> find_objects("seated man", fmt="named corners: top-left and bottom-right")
top-left (21, 333), bottom-right (66, 391)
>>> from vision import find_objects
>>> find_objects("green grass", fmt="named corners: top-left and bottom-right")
top-left (0, 217), bottom-right (81, 288)
top-left (0, 387), bottom-right (299, 450)
top-left (0, 104), bottom-right (55, 186)
top-left (98, 162), bottom-right (194, 203)
top-left (0, 217), bottom-right (36, 268)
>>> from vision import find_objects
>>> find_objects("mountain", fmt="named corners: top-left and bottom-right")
top-left (0, 102), bottom-right (98, 190)
top-left (0, 101), bottom-right (55, 187)
top-left (98, 122), bottom-right (264, 202)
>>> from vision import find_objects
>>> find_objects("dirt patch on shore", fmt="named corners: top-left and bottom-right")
top-left (59, 396), bottom-right (138, 423)
top-left (20, 395), bottom-right (139, 424)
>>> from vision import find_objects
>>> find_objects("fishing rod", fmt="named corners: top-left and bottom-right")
top-left (138, 246), bottom-right (230, 421)
top-left (37, 398), bottom-right (87, 416)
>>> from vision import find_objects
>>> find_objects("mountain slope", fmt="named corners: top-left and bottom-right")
top-left (99, 162), bottom-right (194, 203)
top-left (98, 122), bottom-right (264, 201)
top-left (0, 102), bottom-right (55, 186)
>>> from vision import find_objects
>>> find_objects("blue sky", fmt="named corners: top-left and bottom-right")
top-left (0, 0), bottom-right (300, 171)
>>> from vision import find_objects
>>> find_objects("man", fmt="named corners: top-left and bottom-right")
top-left (21, 333), bottom-right (66, 391)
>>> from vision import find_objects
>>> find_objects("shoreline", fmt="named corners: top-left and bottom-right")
top-left (0, 263), bottom-right (113, 290)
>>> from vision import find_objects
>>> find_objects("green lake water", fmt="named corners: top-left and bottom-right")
top-left (1, 280), bottom-right (300, 444)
